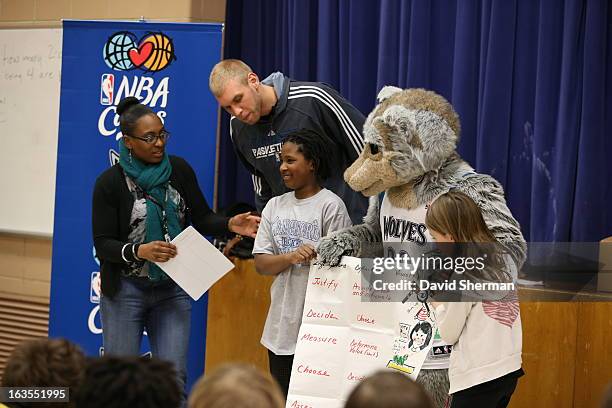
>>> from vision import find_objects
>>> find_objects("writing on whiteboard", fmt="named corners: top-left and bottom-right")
top-left (0, 44), bottom-right (61, 83)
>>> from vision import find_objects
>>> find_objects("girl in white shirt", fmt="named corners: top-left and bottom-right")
top-left (425, 191), bottom-right (523, 408)
top-left (252, 129), bottom-right (352, 396)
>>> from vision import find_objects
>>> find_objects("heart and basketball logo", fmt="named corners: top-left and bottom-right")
top-left (103, 31), bottom-right (176, 72)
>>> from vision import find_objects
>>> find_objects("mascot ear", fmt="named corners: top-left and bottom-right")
top-left (377, 86), bottom-right (403, 103)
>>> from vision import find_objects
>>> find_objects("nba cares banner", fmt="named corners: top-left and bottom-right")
top-left (49, 20), bottom-right (222, 389)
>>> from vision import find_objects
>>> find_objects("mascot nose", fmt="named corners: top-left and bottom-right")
top-left (344, 155), bottom-right (382, 192)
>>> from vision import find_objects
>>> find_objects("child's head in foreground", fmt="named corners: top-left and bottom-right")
top-left (344, 370), bottom-right (433, 408)
top-left (188, 363), bottom-right (285, 408)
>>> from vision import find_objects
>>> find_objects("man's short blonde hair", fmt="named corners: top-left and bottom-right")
top-left (209, 59), bottom-right (253, 97)
top-left (188, 364), bottom-right (285, 408)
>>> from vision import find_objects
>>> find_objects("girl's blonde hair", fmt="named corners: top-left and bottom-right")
top-left (425, 190), bottom-right (508, 282)
top-left (188, 364), bottom-right (285, 408)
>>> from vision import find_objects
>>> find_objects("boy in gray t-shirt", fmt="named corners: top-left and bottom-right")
top-left (252, 130), bottom-right (352, 395)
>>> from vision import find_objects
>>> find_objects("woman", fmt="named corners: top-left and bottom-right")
top-left (92, 97), bottom-right (259, 403)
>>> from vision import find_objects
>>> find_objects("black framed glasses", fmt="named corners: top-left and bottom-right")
top-left (127, 130), bottom-right (171, 144)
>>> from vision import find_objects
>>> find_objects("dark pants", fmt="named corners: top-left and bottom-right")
top-left (451, 369), bottom-right (524, 408)
top-left (267, 350), bottom-right (294, 397)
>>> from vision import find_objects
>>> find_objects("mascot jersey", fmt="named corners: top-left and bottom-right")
top-left (380, 194), bottom-right (452, 370)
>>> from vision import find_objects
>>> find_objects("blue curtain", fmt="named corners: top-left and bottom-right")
top-left (218, 0), bottom-right (612, 243)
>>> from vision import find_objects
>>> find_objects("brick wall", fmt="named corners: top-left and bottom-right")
top-left (0, 234), bottom-right (51, 301)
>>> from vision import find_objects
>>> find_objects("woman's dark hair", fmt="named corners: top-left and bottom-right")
top-left (408, 322), bottom-right (433, 350)
top-left (116, 96), bottom-right (155, 137)
top-left (282, 129), bottom-right (331, 182)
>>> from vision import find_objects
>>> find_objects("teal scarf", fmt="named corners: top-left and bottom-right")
top-left (119, 141), bottom-right (182, 281)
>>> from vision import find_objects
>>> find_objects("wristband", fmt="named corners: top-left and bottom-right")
top-left (132, 244), bottom-right (141, 261)
top-left (120, 243), bottom-right (130, 263)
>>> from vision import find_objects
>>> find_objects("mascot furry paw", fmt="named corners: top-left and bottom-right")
top-left (317, 87), bottom-right (526, 406)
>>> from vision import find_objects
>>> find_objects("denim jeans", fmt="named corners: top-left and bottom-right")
top-left (100, 276), bottom-right (192, 405)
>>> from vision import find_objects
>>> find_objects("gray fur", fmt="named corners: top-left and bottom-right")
top-left (417, 369), bottom-right (450, 408)
top-left (316, 196), bottom-right (382, 265)
top-left (407, 153), bottom-right (526, 265)
top-left (363, 109), bottom-right (383, 146)
top-left (364, 106), bottom-right (459, 187)
top-left (378, 105), bottom-right (417, 144)
top-left (324, 154), bottom-right (526, 267)
top-left (385, 110), bottom-right (457, 183)
top-left (454, 172), bottom-right (527, 267)
top-left (316, 196), bottom-right (383, 265)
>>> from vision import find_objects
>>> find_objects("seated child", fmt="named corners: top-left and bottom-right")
top-left (188, 363), bottom-right (285, 408)
top-left (74, 356), bottom-right (181, 408)
top-left (344, 370), bottom-right (433, 408)
top-left (2, 338), bottom-right (86, 408)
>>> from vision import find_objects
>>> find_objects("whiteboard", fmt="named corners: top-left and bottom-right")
top-left (0, 28), bottom-right (62, 236)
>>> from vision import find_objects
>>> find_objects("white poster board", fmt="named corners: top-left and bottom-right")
top-left (0, 28), bottom-right (62, 236)
top-left (287, 257), bottom-right (436, 408)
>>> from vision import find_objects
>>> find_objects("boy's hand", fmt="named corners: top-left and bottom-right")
top-left (287, 244), bottom-right (317, 265)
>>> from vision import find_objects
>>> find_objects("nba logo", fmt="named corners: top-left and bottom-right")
top-left (90, 272), bottom-right (101, 303)
top-left (100, 74), bottom-right (114, 105)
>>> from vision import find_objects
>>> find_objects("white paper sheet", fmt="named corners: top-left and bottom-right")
top-left (154, 226), bottom-right (235, 300)
top-left (287, 256), bottom-right (436, 407)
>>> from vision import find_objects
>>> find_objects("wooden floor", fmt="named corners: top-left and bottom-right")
top-left (206, 259), bottom-right (612, 408)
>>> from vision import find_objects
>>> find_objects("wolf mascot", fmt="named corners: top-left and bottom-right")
top-left (318, 87), bottom-right (526, 407)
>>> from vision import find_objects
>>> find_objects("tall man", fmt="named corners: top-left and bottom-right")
top-left (209, 59), bottom-right (368, 224)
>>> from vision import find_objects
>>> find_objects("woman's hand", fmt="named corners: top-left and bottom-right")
top-left (229, 212), bottom-right (261, 238)
top-left (137, 241), bottom-right (177, 262)
top-left (286, 244), bottom-right (317, 265)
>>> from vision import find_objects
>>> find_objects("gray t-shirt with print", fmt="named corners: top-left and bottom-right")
top-left (253, 188), bottom-right (352, 355)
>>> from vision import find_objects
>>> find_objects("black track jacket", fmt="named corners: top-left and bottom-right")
top-left (230, 73), bottom-right (368, 224)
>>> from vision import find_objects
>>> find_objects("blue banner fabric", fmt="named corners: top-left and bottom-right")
top-left (49, 20), bottom-right (222, 391)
